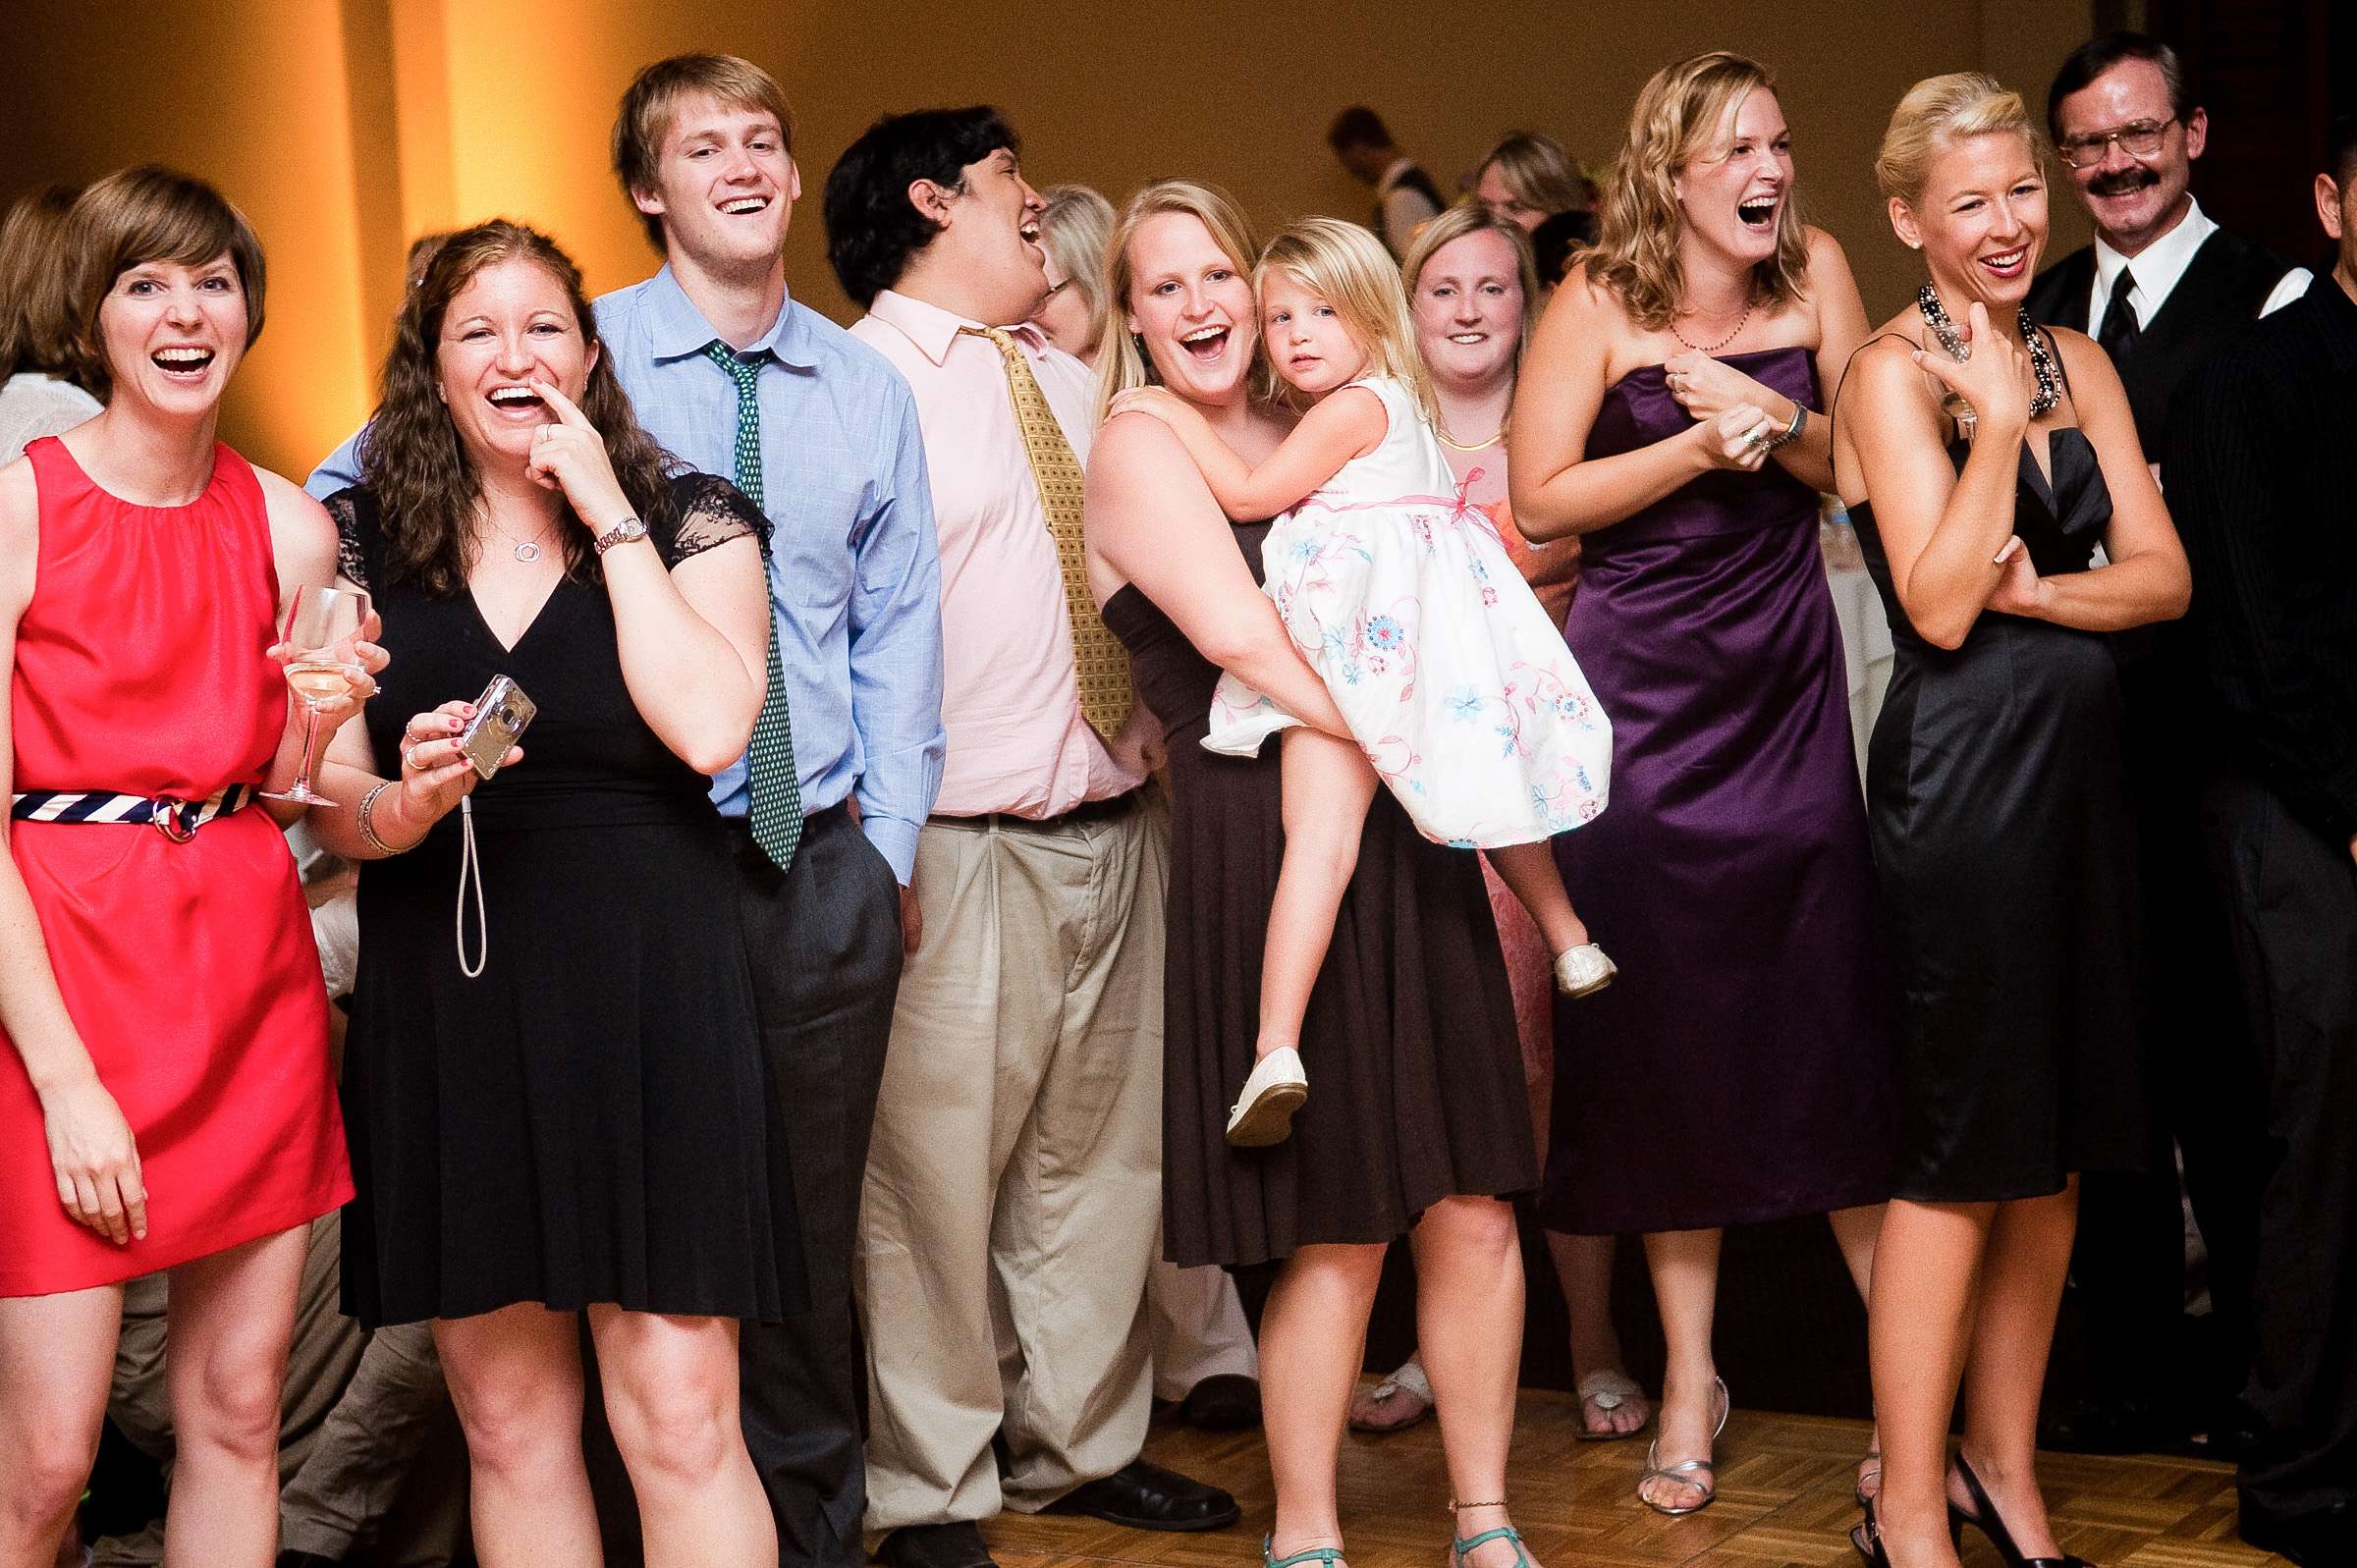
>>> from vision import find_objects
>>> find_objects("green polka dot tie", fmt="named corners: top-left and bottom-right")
top-left (704, 341), bottom-right (803, 872)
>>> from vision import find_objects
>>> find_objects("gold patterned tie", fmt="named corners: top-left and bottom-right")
top-left (960, 325), bottom-right (1133, 743)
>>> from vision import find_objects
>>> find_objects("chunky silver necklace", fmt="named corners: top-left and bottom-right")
top-left (1916, 285), bottom-right (2059, 416)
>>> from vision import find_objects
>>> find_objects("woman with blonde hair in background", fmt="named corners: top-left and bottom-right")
top-left (1086, 180), bottom-right (1543, 1568)
top-left (1030, 185), bottom-right (1118, 363)
top-left (1350, 204), bottom-right (1648, 1446)
top-left (1473, 134), bottom-right (1598, 287)
top-left (1834, 73), bottom-right (2185, 1567)
top-left (1510, 50), bottom-right (1891, 1517)
top-left (0, 185), bottom-right (102, 464)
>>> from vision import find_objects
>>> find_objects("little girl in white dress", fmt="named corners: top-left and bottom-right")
top-left (1113, 217), bottom-right (1614, 1146)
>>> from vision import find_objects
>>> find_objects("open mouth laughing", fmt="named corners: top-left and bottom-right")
top-left (1736, 194), bottom-right (1779, 232)
top-left (718, 194), bottom-right (772, 216)
top-left (485, 383), bottom-right (549, 416)
top-left (1179, 324), bottom-right (1230, 361)
top-left (151, 345), bottom-right (216, 380)
top-left (1975, 245), bottom-right (2029, 281)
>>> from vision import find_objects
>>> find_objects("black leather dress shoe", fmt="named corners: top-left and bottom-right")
top-left (1042, 1458), bottom-right (1241, 1531)
top-left (2036, 1398), bottom-right (2190, 1456)
top-left (876, 1522), bottom-right (1000, 1568)
top-left (2240, 1500), bottom-right (2356, 1568)
top-left (1180, 1374), bottom-right (1263, 1432)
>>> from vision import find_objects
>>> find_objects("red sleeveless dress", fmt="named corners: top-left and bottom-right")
top-left (0, 436), bottom-right (351, 1296)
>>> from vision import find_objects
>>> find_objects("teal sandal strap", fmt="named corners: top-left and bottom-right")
top-left (1263, 1536), bottom-right (1344, 1568)
top-left (1451, 1525), bottom-right (1529, 1568)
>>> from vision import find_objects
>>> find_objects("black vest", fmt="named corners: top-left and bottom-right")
top-left (2025, 225), bottom-right (2294, 461)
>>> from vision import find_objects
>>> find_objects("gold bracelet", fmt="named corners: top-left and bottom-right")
top-left (357, 781), bottom-right (405, 856)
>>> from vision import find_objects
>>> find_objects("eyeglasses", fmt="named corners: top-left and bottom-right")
top-left (2057, 117), bottom-right (2178, 169)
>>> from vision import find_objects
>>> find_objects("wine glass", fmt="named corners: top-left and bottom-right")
top-left (263, 584), bottom-right (371, 806)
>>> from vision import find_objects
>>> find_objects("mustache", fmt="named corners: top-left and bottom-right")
top-left (2089, 168), bottom-right (2160, 197)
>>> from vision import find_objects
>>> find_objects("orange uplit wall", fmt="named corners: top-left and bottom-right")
top-left (4, 0), bottom-right (2100, 479)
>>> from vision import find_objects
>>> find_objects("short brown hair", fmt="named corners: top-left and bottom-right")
top-left (0, 185), bottom-right (83, 382)
top-left (60, 166), bottom-right (266, 403)
top-left (613, 53), bottom-right (794, 253)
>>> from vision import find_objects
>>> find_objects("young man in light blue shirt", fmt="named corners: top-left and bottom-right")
top-left (599, 53), bottom-right (942, 1568)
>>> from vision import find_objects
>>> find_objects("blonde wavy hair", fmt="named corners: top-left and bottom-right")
top-left (1398, 202), bottom-right (1542, 371)
top-left (1091, 179), bottom-right (1273, 419)
top-left (1587, 51), bottom-right (1811, 331)
top-left (1037, 184), bottom-right (1117, 335)
top-left (1876, 72), bottom-right (2047, 207)
top-left (1255, 217), bottom-right (1439, 429)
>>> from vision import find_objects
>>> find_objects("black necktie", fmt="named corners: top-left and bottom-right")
top-left (2098, 268), bottom-right (2140, 363)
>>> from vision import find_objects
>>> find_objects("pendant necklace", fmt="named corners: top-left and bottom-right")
top-left (1915, 284), bottom-right (2059, 415)
top-left (481, 513), bottom-right (552, 564)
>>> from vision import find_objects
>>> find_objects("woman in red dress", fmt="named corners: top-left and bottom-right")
top-left (0, 167), bottom-right (376, 1568)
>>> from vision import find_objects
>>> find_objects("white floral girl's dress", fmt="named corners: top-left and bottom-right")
top-left (1205, 374), bottom-right (1612, 846)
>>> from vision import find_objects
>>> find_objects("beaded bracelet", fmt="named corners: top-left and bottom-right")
top-left (357, 781), bottom-right (405, 856)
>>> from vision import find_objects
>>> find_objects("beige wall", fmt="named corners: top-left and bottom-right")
top-left (3, 0), bottom-right (2093, 478)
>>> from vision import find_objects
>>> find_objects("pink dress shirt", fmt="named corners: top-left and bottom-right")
top-left (851, 290), bottom-right (1143, 818)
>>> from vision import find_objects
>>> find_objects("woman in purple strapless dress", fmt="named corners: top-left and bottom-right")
top-left (1509, 52), bottom-right (1894, 1520)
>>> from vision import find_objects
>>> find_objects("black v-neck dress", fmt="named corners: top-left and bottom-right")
top-left (1848, 418), bottom-right (2151, 1203)
top-left (329, 476), bottom-right (802, 1325)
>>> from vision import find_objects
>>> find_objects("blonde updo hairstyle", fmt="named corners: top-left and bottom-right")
top-left (1092, 179), bottom-right (1275, 419)
top-left (1874, 72), bottom-right (2048, 210)
top-left (1398, 202), bottom-right (1542, 368)
top-left (1587, 51), bottom-right (1810, 332)
top-left (1254, 216), bottom-right (1440, 428)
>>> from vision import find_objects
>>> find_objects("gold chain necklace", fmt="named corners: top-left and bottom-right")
top-left (1437, 421), bottom-right (1505, 453)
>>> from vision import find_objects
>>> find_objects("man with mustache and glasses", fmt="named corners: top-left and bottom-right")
top-left (2165, 114), bottom-right (2357, 1568)
top-left (2024, 29), bottom-right (2309, 1466)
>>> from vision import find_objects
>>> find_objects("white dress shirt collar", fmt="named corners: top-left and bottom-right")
top-left (2092, 197), bottom-right (2216, 323)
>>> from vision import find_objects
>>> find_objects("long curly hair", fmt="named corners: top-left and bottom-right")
top-left (361, 219), bottom-right (677, 594)
top-left (1586, 52), bottom-right (1812, 332)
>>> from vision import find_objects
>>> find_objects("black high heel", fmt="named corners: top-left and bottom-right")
top-left (1949, 1453), bottom-right (2092, 1568)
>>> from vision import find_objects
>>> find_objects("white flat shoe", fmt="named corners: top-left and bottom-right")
top-left (1226, 1047), bottom-right (1307, 1147)
top-left (1554, 943), bottom-right (1617, 999)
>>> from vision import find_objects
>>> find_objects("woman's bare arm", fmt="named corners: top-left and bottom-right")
top-left (1086, 413), bottom-right (1350, 737)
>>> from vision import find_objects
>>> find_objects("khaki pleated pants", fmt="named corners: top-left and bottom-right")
top-left (858, 801), bottom-right (1168, 1532)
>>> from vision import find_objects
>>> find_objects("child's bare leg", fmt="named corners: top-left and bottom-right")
top-left (1486, 840), bottom-right (1590, 955)
top-left (1257, 728), bottom-right (1381, 1057)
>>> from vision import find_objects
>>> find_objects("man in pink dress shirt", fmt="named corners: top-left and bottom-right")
top-left (822, 109), bottom-right (1237, 1568)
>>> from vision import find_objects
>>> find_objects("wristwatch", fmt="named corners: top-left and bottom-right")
top-left (1770, 403), bottom-right (1809, 448)
top-left (593, 516), bottom-right (650, 556)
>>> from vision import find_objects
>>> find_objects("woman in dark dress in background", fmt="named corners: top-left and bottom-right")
top-left (1509, 51), bottom-right (1889, 1518)
top-left (1084, 182), bottom-right (1542, 1568)
top-left (312, 221), bottom-right (794, 1568)
top-left (1834, 76), bottom-right (2186, 1568)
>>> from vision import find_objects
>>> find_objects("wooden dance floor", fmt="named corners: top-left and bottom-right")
top-left (989, 1386), bottom-right (2289, 1568)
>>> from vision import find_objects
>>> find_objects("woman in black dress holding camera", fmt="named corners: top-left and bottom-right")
top-left (313, 220), bottom-right (795, 1568)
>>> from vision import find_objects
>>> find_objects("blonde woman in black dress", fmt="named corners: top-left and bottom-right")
top-left (1834, 75), bottom-right (2188, 1568)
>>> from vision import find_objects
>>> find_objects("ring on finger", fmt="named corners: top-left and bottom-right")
top-left (403, 745), bottom-right (425, 772)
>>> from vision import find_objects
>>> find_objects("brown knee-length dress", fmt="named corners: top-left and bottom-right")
top-left (1104, 520), bottom-right (1538, 1271)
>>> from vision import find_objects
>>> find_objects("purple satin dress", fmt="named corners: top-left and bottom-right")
top-left (1541, 348), bottom-right (1895, 1235)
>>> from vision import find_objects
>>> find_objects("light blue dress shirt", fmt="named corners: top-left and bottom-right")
top-left (306, 266), bottom-right (947, 882)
